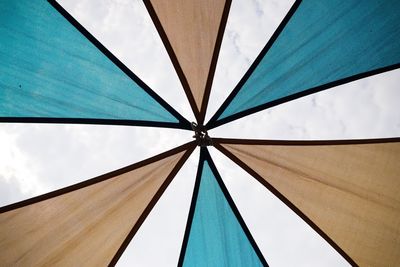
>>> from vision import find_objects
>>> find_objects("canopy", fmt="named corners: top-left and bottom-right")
top-left (1, 0), bottom-right (399, 266)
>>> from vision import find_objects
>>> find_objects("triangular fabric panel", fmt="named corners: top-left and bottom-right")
top-left (215, 0), bottom-right (400, 123)
top-left (0, 0), bottom-right (182, 126)
top-left (181, 149), bottom-right (265, 266)
top-left (148, 0), bottom-right (227, 112)
top-left (0, 150), bottom-right (186, 266)
top-left (221, 141), bottom-right (400, 266)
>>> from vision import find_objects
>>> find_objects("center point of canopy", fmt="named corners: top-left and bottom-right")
top-left (191, 122), bottom-right (212, 147)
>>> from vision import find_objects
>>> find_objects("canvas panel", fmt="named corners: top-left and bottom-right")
top-left (0, 150), bottom-right (185, 266)
top-left (181, 150), bottom-right (265, 266)
top-left (216, 0), bottom-right (400, 122)
top-left (221, 141), bottom-right (400, 266)
top-left (148, 0), bottom-right (227, 111)
top-left (0, 0), bottom-right (181, 125)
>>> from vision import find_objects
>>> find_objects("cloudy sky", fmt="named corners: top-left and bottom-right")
top-left (1, 0), bottom-right (399, 266)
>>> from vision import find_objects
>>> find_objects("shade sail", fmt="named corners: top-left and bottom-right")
top-left (1, 0), bottom-right (400, 265)
top-left (179, 148), bottom-right (267, 266)
top-left (216, 138), bottom-right (400, 266)
top-left (0, 142), bottom-right (194, 266)
top-left (0, 0), bottom-right (189, 129)
top-left (145, 0), bottom-right (230, 122)
top-left (208, 0), bottom-right (400, 128)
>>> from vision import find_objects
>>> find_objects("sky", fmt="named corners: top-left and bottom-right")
top-left (1, 0), bottom-right (400, 266)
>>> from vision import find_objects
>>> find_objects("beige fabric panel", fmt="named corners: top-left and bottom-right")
top-left (0, 151), bottom-right (185, 266)
top-left (222, 142), bottom-right (400, 267)
top-left (149, 0), bottom-right (226, 110)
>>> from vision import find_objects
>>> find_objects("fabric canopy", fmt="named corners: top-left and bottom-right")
top-left (179, 148), bottom-right (267, 266)
top-left (1, 0), bottom-right (400, 266)
top-left (208, 0), bottom-right (400, 128)
top-left (216, 138), bottom-right (400, 266)
top-left (0, 142), bottom-right (194, 266)
top-left (145, 0), bottom-right (230, 123)
top-left (0, 0), bottom-right (190, 129)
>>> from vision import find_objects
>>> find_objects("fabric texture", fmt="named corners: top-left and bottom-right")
top-left (217, 0), bottom-right (400, 122)
top-left (0, 0), bottom-right (180, 124)
top-left (0, 150), bottom-right (185, 266)
top-left (149, 0), bottom-right (227, 111)
top-left (182, 154), bottom-right (264, 267)
top-left (221, 141), bottom-right (400, 266)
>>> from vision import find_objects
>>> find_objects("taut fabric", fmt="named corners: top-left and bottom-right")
top-left (216, 0), bottom-right (400, 122)
top-left (0, 0), bottom-right (180, 125)
top-left (221, 141), bottom-right (400, 266)
top-left (0, 150), bottom-right (185, 266)
top-left (148, 0), bottom-right (227, 112)
top-left (181, 151), bottom-right (264, 266)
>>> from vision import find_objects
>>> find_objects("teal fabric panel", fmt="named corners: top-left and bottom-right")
top-left (182, 160), bottom-right (263, 267)
top-left (0, 0), bottom-right (178, 123)
top-left (218, 0), bottom-right (400, 121)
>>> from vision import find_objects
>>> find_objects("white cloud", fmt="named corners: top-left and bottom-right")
top-left (211, 68), bottom-right (400, 140)
top-left (206, 0), bottom-right (295, 122)
top-left (1, 0), bottom-right (398, 266)
top-left (209, 147), bottom-right (350, 267)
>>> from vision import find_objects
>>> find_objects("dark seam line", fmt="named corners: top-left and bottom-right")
top-left (0, 141), bottom-right (196, 213)
top-left (203, 148), bottom-right (269, 267)
top-left (205, 0), bottom-right (303, 130)
top-left (109, 144), bottom-right (196, 266)
top-left (214, 142), bottom-right (359, 267)
top-left (48, 0), bottom-right (191, 130)
top-left (0, 117), bottom-right (191, 129)
top-left (177, 147), bottom-right (204, 267)
top-left (207, 63), bottom-right (400, 129)
top-left (213, 137), bottom-right (400, 146)
top-left (142, 0), bottom-right (201, 123)
top-left (198, 0), bottom-right (232, 125)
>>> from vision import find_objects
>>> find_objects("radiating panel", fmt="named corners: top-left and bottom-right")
top-left (208, 147), bottom-right (349, 266)
top-left (0, 149), bottom-right (187, 266)
top-left (180, 149), bottom-right (265, 266)
top-left (206, 0), bottom-right (294, 122)
top-left (117, 149), bottom-right (199, 267)
top-left (220, 139), bottom-right (400, 266)
top-left (212, 0), bottom-right (400, 125)
top-left (147, 0), bottom-right (227, 113)
top-left (0, 0), bottom-right (185, 127)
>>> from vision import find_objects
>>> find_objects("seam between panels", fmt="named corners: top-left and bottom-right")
top-left (48, 0), bottom-right (191, 130)
top-left (205, 0), bottom-right (303, 130)
top-left (177, 147), bottom-right (269, 267)
top-left (109, 144), bottom-right (196, 266)
top-left (0, 117), bottom-right (191, 129)
top-left (142, 0), bottom-right (201, 123)
top-left (213, 137), bottom-right (400, 146)
top-left (213, 141), bottom-right (359, 267)
top-left (177, 147), bottom-right (204, 267)
top-left (203, 148), bottom-right (269, 267)
top-left (198, 0), bottom-right (232, 125)
top-left (0, 141), bottom-right (196, 213)
top-left (208, 63), bottom-right (400, 129)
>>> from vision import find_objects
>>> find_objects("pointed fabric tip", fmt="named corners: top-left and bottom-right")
top-left (0, 0), bottom-right (187, 128)
top-left (219, 139), bottom-right (400, 266)
top-left (179, 149), bottom-right (267, 266)
top-left (147, 0), bottom-right (228, 119)
top-left (211, 0), bottom-right (400, 127)
top-left (0, 148), bottom-right (187, 266)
